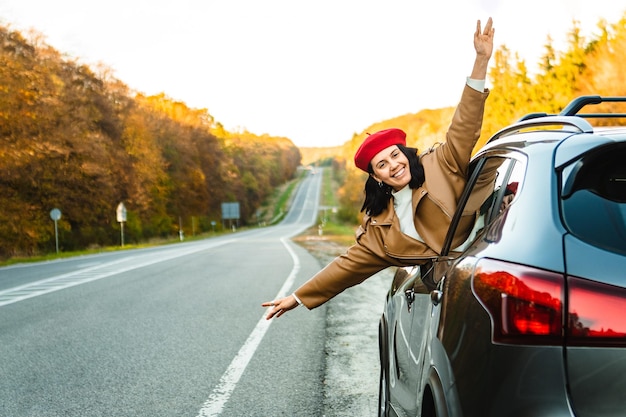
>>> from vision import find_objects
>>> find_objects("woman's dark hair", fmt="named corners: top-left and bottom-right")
top-left (360, 144), bottom-right (425, 216)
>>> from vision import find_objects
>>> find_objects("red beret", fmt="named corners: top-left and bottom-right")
top-left (354, 128), bottom-right (407, 172)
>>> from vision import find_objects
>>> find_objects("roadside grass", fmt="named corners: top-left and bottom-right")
top-left (255, 168), bottom-right (307, 225)
top-left (0, 234), bottom-right (216, 267)
top-left (294, 167), bottom-right (356, 248)
top-left (319, 167), bottom-right (357, 242)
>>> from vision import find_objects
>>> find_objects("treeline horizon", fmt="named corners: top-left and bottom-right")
top-left (0, 26), bottom-right (301, 258)
top-left (2, 12), bottom-right (625, 259)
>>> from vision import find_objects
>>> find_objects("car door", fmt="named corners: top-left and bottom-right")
top-left (427, 154), bottom-right (524, 415)
top-left (391, 155), bottom-right (517, 416)
top-left (386, 262), bottom-right (436, 416)
top-left (386, 153), bottom-right (525, 417)
top-left (404, 260), bottom-right (437, 411)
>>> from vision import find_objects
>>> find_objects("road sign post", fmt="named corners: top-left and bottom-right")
top-left (49, 208), bottom-right (61, 254)
top-left (116, 202), bottom-right (127, 247)
top-left (221, 202), bottom-right (240, 231)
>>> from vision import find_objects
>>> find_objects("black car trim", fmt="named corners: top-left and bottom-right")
top-left (440, 157), bottom-right (486, 256)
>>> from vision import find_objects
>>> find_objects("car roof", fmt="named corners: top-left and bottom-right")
top-left (478, 95), bottom-right (626, 165)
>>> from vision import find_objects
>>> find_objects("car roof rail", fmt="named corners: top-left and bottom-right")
top-left (559, 95), bottom-right (626, 117)
top-left (519, 95), bottom-right (626, 121)
top-left (487, 116), bottom-right (594, 143)
top-left (487, 95), bottom-right (626, 144)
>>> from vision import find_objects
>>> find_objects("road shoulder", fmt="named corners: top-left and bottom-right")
top-left (293, 235), bottom-right (392, 417)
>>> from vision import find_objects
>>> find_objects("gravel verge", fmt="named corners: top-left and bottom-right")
top-left (293, 234), bottom-right (393, 417)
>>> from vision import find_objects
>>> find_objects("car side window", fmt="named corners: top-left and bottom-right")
top-left (560, 144), bottom-right (626, 255)
top-left (449, 155), bottom-right (524, 253)
top-left (484, 159), bottom-right (524, 243)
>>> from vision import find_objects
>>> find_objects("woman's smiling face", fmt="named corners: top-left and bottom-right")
top-left (370, 145), bottom-right (412, 191)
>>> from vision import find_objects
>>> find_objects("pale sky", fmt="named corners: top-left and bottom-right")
top-left (1, 0), bottom-right (624, 147)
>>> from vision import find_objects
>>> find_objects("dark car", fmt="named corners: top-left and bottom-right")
top-left (378, 96), bottom-right (626, 417)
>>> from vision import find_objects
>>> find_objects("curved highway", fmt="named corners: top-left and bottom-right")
top-left (0, 170), bottom-right (329, 416)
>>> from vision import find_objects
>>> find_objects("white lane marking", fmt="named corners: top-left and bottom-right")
top-left (196, 237), bottom-right (300, 417)
top-left (0, 240), bottom-right (236, 307)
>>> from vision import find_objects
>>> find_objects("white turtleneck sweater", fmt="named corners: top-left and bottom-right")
top-left (392, 186), bottom-right (424, 242)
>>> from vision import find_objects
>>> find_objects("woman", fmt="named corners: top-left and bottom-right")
top-left (263, 17), bottom-right (495, 319)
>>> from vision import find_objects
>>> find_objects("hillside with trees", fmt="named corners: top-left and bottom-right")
top-left (0, 27), bottom-right (301, 259)
top-left (2, 12), bottom-right (625, 259)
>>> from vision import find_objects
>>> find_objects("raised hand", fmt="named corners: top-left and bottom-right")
top-left (474, 17), bottom-right (495, 60)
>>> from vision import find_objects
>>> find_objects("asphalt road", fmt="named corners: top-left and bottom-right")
top-left (0, 171), bottom-right (346, 417)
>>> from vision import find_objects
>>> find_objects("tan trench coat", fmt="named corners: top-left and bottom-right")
top-left (295, 84), bottom-right (490, 309)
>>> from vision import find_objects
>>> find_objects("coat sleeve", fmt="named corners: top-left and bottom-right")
top-left (293, 221), bottom-right (392, 309)
top-left (420, 84), bottom-right (489, 218)
top-left (439, 84), bottom-right (489, 180)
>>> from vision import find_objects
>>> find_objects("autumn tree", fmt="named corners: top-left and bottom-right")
top-left (0, 25), bottom-right (302, 258)
top-left (577, 15), bottom-right (626, 99)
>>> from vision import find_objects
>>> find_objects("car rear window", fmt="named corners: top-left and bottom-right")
top-left (560, 143), bottom-right (626, 255)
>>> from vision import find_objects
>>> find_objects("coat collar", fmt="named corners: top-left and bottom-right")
top-left (367, 186), bottom-right (429, 226)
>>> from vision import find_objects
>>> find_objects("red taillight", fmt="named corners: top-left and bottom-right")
top-left (568, 277), bottom-right (626, 347)
top-left (472, 259), bottom-right (564, 345)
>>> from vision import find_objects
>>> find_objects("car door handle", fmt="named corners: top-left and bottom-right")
top-left (430, 290), bottom-right (443, 306)
top-left (405, 288), bottom-right (415, 313)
